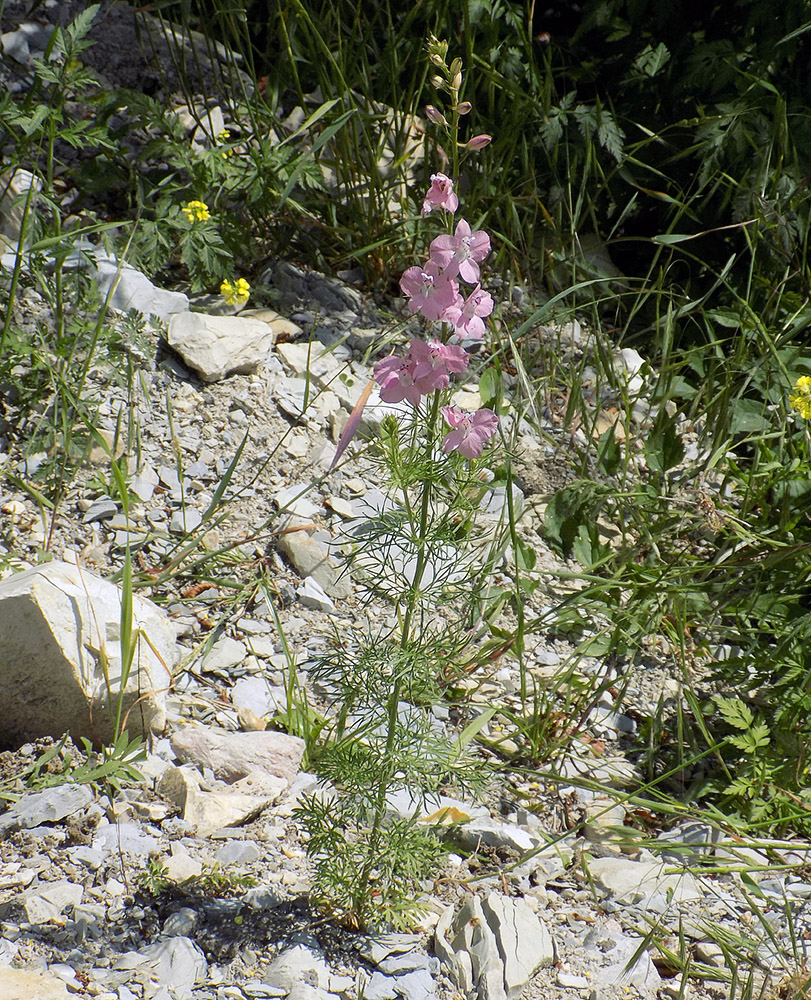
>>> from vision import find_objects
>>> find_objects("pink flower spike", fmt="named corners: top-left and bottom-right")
top-left (422, 172), bottom-right (458, 215)
top-left (400, 259), bottom-right (460, 322)
top-left (441, 406), bottom-right (499, 459)
top-left (444, 284), bottom-right (494, 340)
top-left (466, 134), bottom-right (492, 150)
top-left (430, 219), bottom-right (491, 283)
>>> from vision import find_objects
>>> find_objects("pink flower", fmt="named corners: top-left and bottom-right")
top-left (429, 219), bottom-right (491, 283)
top-left (422, 173), bottom-right (458, 215)
top-left (373, 339), bottom-right (470, 404)
top-left (443, 284), bottom-right (494, 340)
top-left (441, 407), bottom-right (499, 459)
top-left (410, 338), bottom-right (469, 392)
top-left (466, 134), bottom-right (492, 150)
top-left (374, 354), bottom-right (424, 406)
top-left (400, 259), bottom-right (461, 322)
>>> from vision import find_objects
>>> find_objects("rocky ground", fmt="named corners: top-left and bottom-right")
top-left (2, 5), bottom-right (811, 1000)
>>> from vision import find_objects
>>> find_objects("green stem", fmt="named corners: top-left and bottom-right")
top-left (353, 392), bottom-right (441, 921)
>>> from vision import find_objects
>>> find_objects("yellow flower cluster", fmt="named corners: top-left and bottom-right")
top-left (182, 200), bottom-right (210, 223)
top-left (217, 130), bottom-right (233, 158)
top-left (220, 278), bottom-right (250, 306)
top-left (789, 375), bottom-right (811, 420)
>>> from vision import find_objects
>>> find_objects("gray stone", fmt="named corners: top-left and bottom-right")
top-left (277, 530), bottom-right (351, 600)
top-left (393, 970), bottom-right (436, 1000)
top-left (0, 561), bottom-right (175, 744)
top-left (169, 508), bottom-right (203, 534)
top-left (453, 818), bottom-right (540, 854)
top-left (245, 887), bottom-right (286, 911)
top-left (93, 821), bottom-right (160, 856)
top-left (448, 897), bottom-right (506, 1000)
top-left (82, 498), bottom-right (118, 523)
top-left (0, 784), bottom-right (93, 837)
top-left (201, 636), bottom-right (248, 673)
top-left (587, 857), bottom-right (702, 906)
top-left (138, 936), bottom-right (207, 993)
top-left (297, 578), bottom-right (335, 613)
top-left (163, 907), bottom-right (198, 937)
top-left (22, 880), bottom-right (83, 924)
top-left (216, 840), bottom-right (261, 865)
top-left (65, 248), bottom-right (189, 322)
top-left (231, 676), bottom-right (286, 717)
top-left (168, 312), bottom-right (276, 381)
top-left (171, 724), bottom-right (304, 788)
top-left (262, 944), bottom-right (333, 992)
top-left (656, 821), bottom-right (721, 862)
top-left (362, 973), bottom-right (398, 1000)
top-left (481, 892), bottom-right (555, 996)
top-left (359, 934), bottom-right (422, 966)
top-left (378, 953), bottom-right (437, 975)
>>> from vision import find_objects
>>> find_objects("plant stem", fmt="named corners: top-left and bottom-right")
top-left (353, 393), bottom-right (440, 922)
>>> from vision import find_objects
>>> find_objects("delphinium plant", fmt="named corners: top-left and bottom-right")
top-left (293, 39), bottom-right (506, 931)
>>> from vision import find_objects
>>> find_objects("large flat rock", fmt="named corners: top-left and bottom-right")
top-left (0, 561), bottom-right (176, 746)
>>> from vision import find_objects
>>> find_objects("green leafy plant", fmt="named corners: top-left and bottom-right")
top-left (137, 859), bottom-right (257, 899)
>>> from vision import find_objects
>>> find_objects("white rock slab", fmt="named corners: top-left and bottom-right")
top-left (0, 561), bottom-right (175, 744)
top-left (481, 892), bottom-right (555, 997)
top-left (0, 968), bottom-right (72, 1000)
top-left (450, 896), bottom-right (506, 1000)
top-left (170, 725), bottom-right (304, 788)
top-left (168, 312), bottom-right (276, 381)
top-left (138, 936), bottom-right (207, 990)
top-left (22, 880), bottom-right (83, 924)
top-left (587, 856), bottom-right (702, 906)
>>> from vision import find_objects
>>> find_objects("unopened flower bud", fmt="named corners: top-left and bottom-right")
top-left (425, 105), bottom-right (448, 126)
top-left (466, 134), bottom-right (492, 150)
top-left (429, 53), bottom-right (445, 67)
top-left (456, 101), bottom-right (472, 115)
top-left (451, 71), bottom-right (463, 92)
top-left (450, 57), bottom-right (462, 77)
top-left (430, 74), bottom-right (445, 90)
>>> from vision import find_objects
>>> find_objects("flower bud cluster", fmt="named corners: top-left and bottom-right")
top-left (424, 35), bottom-right (491, 153)
top-left (373, 174), bottom-right (498, 459)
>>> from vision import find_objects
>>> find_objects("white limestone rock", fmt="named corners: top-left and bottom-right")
top-left (168, 311), bottom-right (277, 381)
top-left (587, 856), bottom-right (702, 906)
top-left (0, 561), bottom-right (175, 745)
top-left (480, 892), bottom-right (555, 997)
top-left (155, 764), bottom-right (279, 837)
top-left (0, 968), bottom-right (73, 1000)
top-left (277, 528), bottom-right (351, 599)
top-left (170, 724), bottom-right (304, 789)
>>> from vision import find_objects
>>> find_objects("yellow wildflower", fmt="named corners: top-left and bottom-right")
top-left (217, 130), bottom-right (233, 158)
top-left (789, 375), bottom-right (811, 420)
top-left (182, 200), bottom-right (210, 223)
top-left (220, 278), bottom-right (250, 306)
